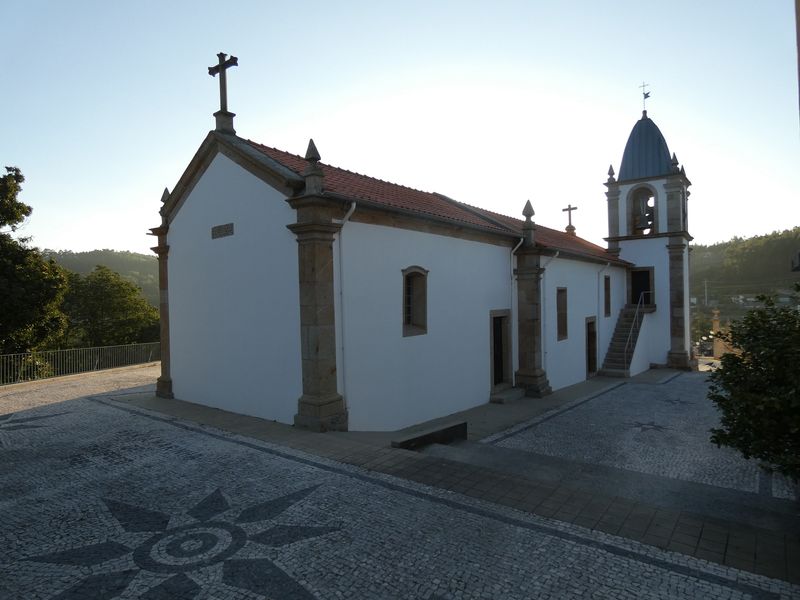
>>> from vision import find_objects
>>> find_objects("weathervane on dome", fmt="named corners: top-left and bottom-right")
top-left (639, 81), bottom-right (651, 112)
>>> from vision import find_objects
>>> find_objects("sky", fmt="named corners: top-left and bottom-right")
top-left (3, 0), bottom-right (798, 255)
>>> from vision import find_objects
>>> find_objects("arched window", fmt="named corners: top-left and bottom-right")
top-left (629, 187), bottom-right (656, 235)
top-left (402, 266), bottom-right (428, 336)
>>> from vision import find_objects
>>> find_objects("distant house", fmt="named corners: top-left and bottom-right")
top-left (150, 60), bottom-right (694, 432)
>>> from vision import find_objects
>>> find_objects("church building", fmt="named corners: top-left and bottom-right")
top-left (151, 55), bottom-right (693, 432)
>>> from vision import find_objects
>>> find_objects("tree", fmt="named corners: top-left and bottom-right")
top-left (0, 167), bottom-right (67, 354)
top-left (61, 265), bottom-right (159, 347)
top-left (708, 285), bottom-right (800, 480)
top-left (0, 167), bottom-right (32, 232)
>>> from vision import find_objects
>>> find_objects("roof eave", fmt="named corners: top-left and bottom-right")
top-left (322, 191), bottom-right (520, 242)
top-left (536, 245), bottom-right (631, 266)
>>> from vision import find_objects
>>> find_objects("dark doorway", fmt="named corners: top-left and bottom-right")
top-left (586, 318), bottom-right (597, 376)
top-left (630, 269), bottom-right (652, 305)
top-left (492, 316), bottom-right (505, 386)
top-left (490, 311), bottom-right (511, 389)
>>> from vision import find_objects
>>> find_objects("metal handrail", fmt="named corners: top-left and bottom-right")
top-left (623, 291), bottom-right (652, 369)
top-left (0, 342), bottom-right (160, 386)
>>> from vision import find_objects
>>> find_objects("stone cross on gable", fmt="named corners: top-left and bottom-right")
top-left (562, 204), bottom-right (577, 235)
top-left (562, 204), bottom-right (577, 226)
top-left (208, 53), bottom-right (238, 113)
top-left (208, 53), bottom-right (238, 134)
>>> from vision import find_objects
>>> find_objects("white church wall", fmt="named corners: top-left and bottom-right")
top-left (337, 221), bottom-right (514, 431)
top-left (541, 257), bottom-right (626, 391)
top-left (168, 152), bottom-right (301, 423)
top-left (628, 312), bottom-right (655, 376)
top-left (618, 238), bottom-right (671, 367)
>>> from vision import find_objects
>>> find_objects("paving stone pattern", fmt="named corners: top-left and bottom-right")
top-left (1, 396), bottom-right (799, 599)
top-left (493, 373), bottom-right (795, 498)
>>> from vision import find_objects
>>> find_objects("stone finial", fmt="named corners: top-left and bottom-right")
top-left (303, 138), bottom-right (324, 195)
top-left (522, 200), bottom-right (535, 246)
top-left (671, 152), bottom-right (680, 173)
top-left (305, 138), bottom-right (321, 162)
top-left (607, 164), bottom-right (616, 184)
top-left (522, 200), bottom-right (534, 222)
top-left (158, 188), bottom-right (171, 221)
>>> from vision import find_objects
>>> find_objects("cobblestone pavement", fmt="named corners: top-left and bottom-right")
top-left (0, 364), bottom-right (159, 414)
top-left (1, 381), bottom-right (799, 598)
top-left (489, 372), bottom-right (797, 500)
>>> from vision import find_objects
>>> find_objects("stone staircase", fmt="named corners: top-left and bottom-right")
top-left (600, 305), bottom-right (644, 377)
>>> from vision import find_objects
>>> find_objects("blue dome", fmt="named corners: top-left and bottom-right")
top-left (618, 111), bottom-right (672, 182)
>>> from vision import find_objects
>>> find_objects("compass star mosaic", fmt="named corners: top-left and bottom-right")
top-left (29, 486), bottom-right (341, 599)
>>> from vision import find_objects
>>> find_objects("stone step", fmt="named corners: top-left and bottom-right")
top-left (420, 441), bottom-right (797, 536)
top-left (390, 421), bottom-right (467, 451)
top-left (489, 387), bottom-right (526, 404)
top-left (598, 368), bottom-right (629, 377)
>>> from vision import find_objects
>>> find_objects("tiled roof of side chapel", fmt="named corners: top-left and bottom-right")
top-left (246, 139), bottom-right (625, 265)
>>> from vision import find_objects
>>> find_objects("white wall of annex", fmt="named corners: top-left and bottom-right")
top-left (618, 237), bottom-right (671, 367)
top-left (337, 221), bottom-right (514, 431)
top-left (541, 257), bottom-right (626, 390)
top-left (168, 152), bottom-right (301, 423)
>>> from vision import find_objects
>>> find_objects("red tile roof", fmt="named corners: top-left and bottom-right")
top-left (246, 140), bottom-right (624, 264)
top-left (465, 204), bottom-right (626, 264)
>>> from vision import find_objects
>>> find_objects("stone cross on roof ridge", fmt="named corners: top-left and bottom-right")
top-left (208, 52), bottom-right (238, 134)
top-left (562, 203), bottom-right (578, 236)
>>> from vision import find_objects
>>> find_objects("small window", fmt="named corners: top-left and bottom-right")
top-left (557, 287), bottom-right (568, 340)
top-left (604, 276), bottom-right (611, 317)
top-left (402, 266), bottom-right (428, 336)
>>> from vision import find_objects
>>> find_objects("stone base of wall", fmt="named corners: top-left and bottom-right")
top-left (156, 377), bottom-right (173, 399)
top-left (667, 351), bottom-right (692, 370)
top-left (294, 394), bottom-right (348, 432)
top-left (515, 368), bottom-right (552, 397)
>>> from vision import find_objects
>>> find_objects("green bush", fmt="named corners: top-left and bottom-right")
top-left (708, 286), bottom-right (800, 480)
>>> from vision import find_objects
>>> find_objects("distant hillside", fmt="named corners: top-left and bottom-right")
top-left (45, 249), bottom-right (158, 307)
top-left (691, 227), bottom-right (800, 308)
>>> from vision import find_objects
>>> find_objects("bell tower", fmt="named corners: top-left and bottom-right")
top-left (605, 110), bottom-right (693, 369)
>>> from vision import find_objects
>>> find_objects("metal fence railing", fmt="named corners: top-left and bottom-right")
top-left (0, 342), bottom-right (160, 386)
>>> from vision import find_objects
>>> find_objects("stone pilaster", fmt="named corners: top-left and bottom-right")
top-left (287, 195), bottom-right (348, 431)
top-left (605, 180), bottom-right (620, 254)
top-left (515, 252), bottom-right (551, 396)
top-left (514, 201), bottom-right (551, 397)
top-left (664, 177), bottom-right (686, 234)
top-left (667, 240), bottom-right (691, 369)
top-left (150, 224), bottom-right (173, 399)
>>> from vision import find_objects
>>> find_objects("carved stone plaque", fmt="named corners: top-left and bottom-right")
top-left (211, 223), bottom-right (234, 239)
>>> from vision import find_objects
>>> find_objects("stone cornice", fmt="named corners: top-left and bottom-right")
top-left (287, 222), bottom-right (342, 241)
top-left (150, 244), bottom-right (170, 257)
top-left (606, 231), bottom-right (693, 243)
